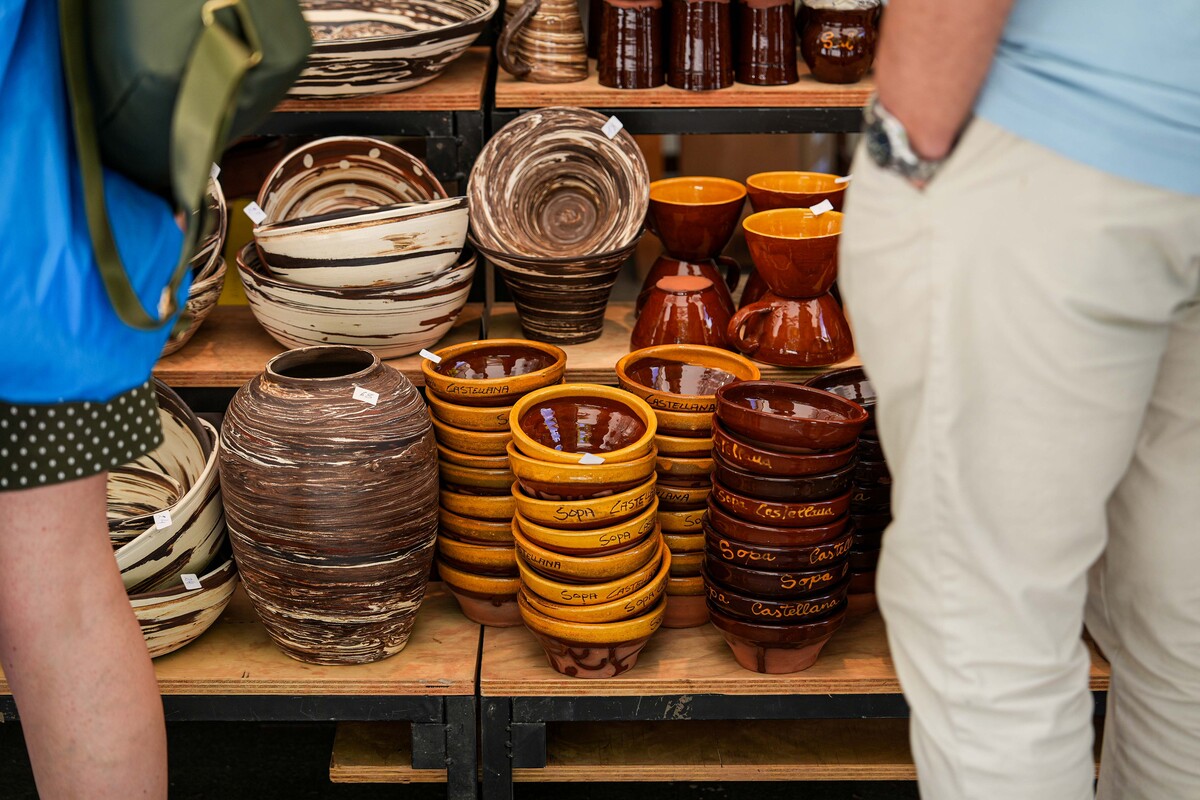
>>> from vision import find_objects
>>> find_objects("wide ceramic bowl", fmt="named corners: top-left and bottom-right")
top-left (439, 507), bottom-right (514, 545)
top-left (852, 484), bottom-right (892, 511)
top-left (255, 196), bottom-right (469, 289)
top-left (855, 459), bottom-right (891, 486)
top-left (440, 488), bottom-right (515, 521)
top-left (658, 507), bottom-right (705, 535)
top-left (706, 498), bottom-right (848, 547)
top-left (650, 406), bottom-right (715, 438)
top-left (805, 366), bottom-right (877, 429)
top-left (129, 554), bottom-right (238, 658)
top-left (518, 591), bottom-right (665, 678)
top-left (513, 523), bottom-right (663, 585)
top-left (655, 454), bottom-right (714, 483)
top-left (708, 602), bottom-right (847, 674)
top-left (669, 550), bottom-right (704, 577)
top-left (712, 453), bottom-right (855, 502)
top-left (511, 384), bottom-right (658, 466)
top-left (508, 444), bottom-right (657, 501)
top-left (662, 531), bottom-right (705, 554)
top-left (519, 548), bottom-right (670, 625)
top-left (745, 171), bottom-right (847, 213)
top-left (655, 432), bottom-right (714, 458)
top-left (705, 524), bottom-right (853, 572)
top-left (438, 460), bottom-right (516, 495)
top-left (715, 381), bottom-right (869, 451)
top-left (291, 0), bottom-right (500, 98)
top-left (711, 417), bottom-right (858, 477)
top-left (704, 572), bottom-right (850, 624)
top-left (237, 243), bottom-right (474, 358)
top-left (512, 476), bottom-right (657, 531)
top-left (655, 481), bottom-right (711, 510)
top-left (515, 501), bottom-right (659, 556)
top-left (163, 177), bottom-right (229, 357)
top-left (107, 466), bottom-right (184, 549)
top-left (705, 557), bottom-right (849, 599)
top-left (437, 534), bottom-right (518, 576)
top-left (435, 442), bottom-right (510, 470)
top-left (516, 538), bottom-right (666, 606)
top-left (712, 480), bottom-right (851, 529)
top-left (430, 416), bottom-right (512, 456)
top-left (422, 338), bottom-right (567, 408)
top-left (427, 392), bottom-right (515, 433)
top-left (436, 559), bottom-right (522, 628)
top-left (616, 345), bottom-right (760, 415)
top-left (663, 593), bottom-right (710, 629)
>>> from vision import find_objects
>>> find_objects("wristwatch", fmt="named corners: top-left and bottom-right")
top-left (863, 94), bottom-right (947, 184)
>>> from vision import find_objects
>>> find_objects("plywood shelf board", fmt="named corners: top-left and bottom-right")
top-left (331, 722), bottom-right (448, 784)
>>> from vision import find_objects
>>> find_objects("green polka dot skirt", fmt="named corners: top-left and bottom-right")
top-left (0, 381), bottom-right (163, 491)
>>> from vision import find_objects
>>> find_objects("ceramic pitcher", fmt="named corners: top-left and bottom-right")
top-left (499, 0), bottom-right (589, 83)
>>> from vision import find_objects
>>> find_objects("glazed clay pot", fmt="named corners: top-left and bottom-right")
top-left (647, 177), bottom-right (747, 261)
top-left (711, 480), bottom-right (853, 529)
top-left (727, 292), bottom-right (856, 368)
top-left (706, 498), bottom-right (848, 547)
top-left (631, 276), bottom-right (733, 350)
top-left (711, 417), bottom-right (858, 477)
top-left (704, 573), bottom-right (850, 624)
top-left (499, 0), bottom-right (589, 83)
top-left (715, 380), bottom-right (869, 450)
top-left (667, 0), bottom-right (734, 90)
top-left (746, 171), bottom-right (847, 214)
top-left (737, 0), bottom-right (798, 86)
top-left (798, 0), bottom-right (880, 85)
top-left (638, 254), bottom-right (740, 317)
top-left (705, 556), bottom-right (849, 599)
top-left (742, 209), bottom-right (843, 298)
top-left (709, 602), bottom-right (847, 673)
top-left (599, 0), bottom-right (665, 89)
top-left (220, 346), bottom-right (439, 665)
top-left (712, 452), bottom-right (856, 502)
top-left (705, 523), bottom-right (853, 571)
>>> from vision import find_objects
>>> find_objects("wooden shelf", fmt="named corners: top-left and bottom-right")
top-left (274, 48), bottom-right (490, 114)
top-left (480, 604), bottom-right (1112, 698)
top-left (331, 722), bottom-right (448, 784)
top-left (495, 60), bottom-right (873, 110)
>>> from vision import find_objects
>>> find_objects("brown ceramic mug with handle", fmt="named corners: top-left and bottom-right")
top-left (599, 0), bottom-right (665, 89)
top-left (726, 293), bottom-right (855, 367)
top-left (632, 275), bottom-right (733, 350)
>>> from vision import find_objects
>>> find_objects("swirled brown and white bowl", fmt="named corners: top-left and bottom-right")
top-left (291, 0), bottom-right (499, 98)
top-left (130, 554), bottom-right (238, 658)
top-left (163, 178), bottom-right (228, 357)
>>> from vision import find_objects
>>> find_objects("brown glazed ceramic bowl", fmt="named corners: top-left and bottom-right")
top-left (429, 416), bottom-right (512, 456)
top-left (436, 560), bottom-right (522, 628)
top-left (656, 481), bottom-right (712, 510)
top-left (711, 417), bottom-right (857, 477)
top-left (712, 453), bottom-right (855, 502)
top-left (439, 507), bottom-right (515, 545)
top-left (851, 484), bottom-right (892, 511)
top-left (616, 344), bottom-right (761, 414)
top-left (741, 208), bottom-right (842, 298)
top-left (851, 510), bottom-right (892, 533)
top-left (426, 392), bottom-right (515, 433)
top-left (436, 534), bottom-right (518, 576)
top-left (511, 384), bottom-right (658, 465)
top-left (646, 177), bottom-right (747, 261)
top-left (422, 338), bottom-right (567, 407)
top-left (669, 550), bottom-right (704, 577)
top-left (655, 432), bottom-right (714, 458)
top-left (704, 573), bottom-right (850, 625)
top-left (715, 381), bottom-right (868, 451)
top-left (849, 548), bottom-right (881, 573)
top-left (666, 574), bottom-right (705, 596)
top-left (515, 501), bottom-right (659, 556)
top-left (705, 499), bottom-right (848, 547)
top-left (518, 549), bottom-right (669, 624)
top-left (512, 476), bottom-right (657, 530)
top-left (508, 443), bottom-right (657, 501)
top-left (663, 593), bottom-right (710, 628)
top-left (435, 442), bottom-right (511, 470)
top-left (857, 434), bottom-right (884, 461)
top-left (854, 459), bottom-right (891, 487)
top-left (440, 488), bottom-right (515, 521)
top-left (655, 454), bottom-right (715, 483)
top-left (745, 172), bottom-right (847, 213)
top-left (712, 480), bottom-right (851, 529)
top-left (705, 524), bottom-right (853, 572)
top-left (513, 523), bottom-right (663, 584)
top-left (805, 366), bottom-right (877, 430)
top-left (658, 507), bottom-right (706, 535)
top-left (516, 538), bottom-right (666, 605)
top-left (849, 570), bottom-right (878, 595)
top-left (853, 527), bottom-right (886, 552)
top-left (708, 602), bottom-right (847, 674)
top-left (630, 276), bottom-right (732, 350)
top-left (637, 254), bottom-right (740, 317)
top-left (704, 557), bottom-right (849, 599)
top-left (518, 592), bottom-right (665, 679)
top-left (438, 460), bottom-right (516, 495)
top-left (662, 531), bottom-right (706, 554)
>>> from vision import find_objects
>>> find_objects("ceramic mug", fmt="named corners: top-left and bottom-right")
top-left (667, 0), bottom-right (734, 91)
top-left (647, 176), bottom-right (747, 261)
top-left (499, 0), bottom-right (589, 84)
top-left (632, 276), bottom-right (733, 350)
top-left (599, 0), bottom-right (665, 89)
top-left (737, 0), bottom-right (799, 86)
top-left (637, 253), bottom-right (740, 315)
top-left (798, 0), bottom-right (881, 84)
top-left (742, 208), bottom-right (842, 298)
top-left (726, 292), bottom-right (855, 367)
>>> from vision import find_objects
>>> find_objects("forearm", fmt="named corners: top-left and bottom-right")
top-left (874, 0), bottom-right (1017, 159)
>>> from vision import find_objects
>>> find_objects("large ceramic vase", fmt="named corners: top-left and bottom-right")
top-left (219, 345), bottom-right (439, 665)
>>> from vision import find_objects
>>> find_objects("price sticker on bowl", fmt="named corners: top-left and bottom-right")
top-left (210, 162), bottom-right (222, 180)
top-left (352, 386), bottom-right (379, 406)
top-left (181, 573), bottom-right (202, 591)
top-left (579, 453), bottom-right (606, 465)
top-left (419, 349), bottom-right (443, 364)
top-left (601, 116), bottom-right (624, 140)
top-left (834, 175), bottom-right (852, 184)
top-left (809, 199), bottom-right (835, 216)
top-left (153, 510), bottom-right (173, 530)
top-left (243, 201), bottom-right (267, 225)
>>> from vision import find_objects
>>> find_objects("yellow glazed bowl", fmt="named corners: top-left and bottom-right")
top-left (507, 443), bottom-right (656, 500)
top-left (517, 591), bottom-right (666, 644)
top-left (657, 507), bottom-right (706, 535)
top-left (669, 550), bottom-right (704, 577)
top-left (440, 507), bottom-right (515, 545)
top-left (652, 406), bottom-right (715, 437)
top-left (667, 574), bottom-right (705, 596)
top-left (440, 488), bottom-right (515, 521)
top-left (655, 481), bottom-right (711, 509)
top-left (516, 538), bottom-right (666, 606)
top-left (511, 475), bottom-right (657, 530)
top-left (421, 338), bottom-right (567, 407)
top-left (431, 416), bottom-right (512, 456)
top-left (655, 432), bottom-right (713, 458)
top-left (436, 442), bottom-right (511, 470)
top-left (427, 391), bottom-right (514, 432)
top-left (616, 345), bottom-right (760, 414)
top-left (439, 460), bottom-right (516, 494)
top-left (437, 535), bottom-right (517, 575)
top-left (514, 500), bottom-right (659, 556)
top-left (514, 524), bottom-right (663, 585)
top-left (656, 454), bottom-right (715, 482)
top-left (518, 549), bottom-right (671, 624)
top-left (662, 531), bottom-right (706, 553)
top-left (510, 383), bottom-right (658, 466)
top-left (437, 559), bottom-right (521, 596)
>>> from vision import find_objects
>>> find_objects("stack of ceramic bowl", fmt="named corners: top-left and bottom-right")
top-left (506, 384), bottom-right (668, 678)
top-left (468, 107), bottom-right (649, 345)
top-left (107, 381), bottom-right (236, 658)
top-left (703, 380), bottom-right (868, 674)
top-left (242, 137), bottom-right (474, 358)
top-left (420, 340), bottom-right (568, 627)
top-left (615, 345), bottom-right (760, 628)
top-left (162, 177), bottom-right (229, 357)
top-left (806, 367), bottom-right (888, 603)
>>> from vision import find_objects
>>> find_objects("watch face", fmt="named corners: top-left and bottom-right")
top-left (866, 126), bottom-right (892, 168)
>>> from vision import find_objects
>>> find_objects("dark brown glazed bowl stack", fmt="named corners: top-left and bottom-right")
top-left (806, 367), bottom-right (888, 605)
top-left (703, 380), bottom-right (868, 674)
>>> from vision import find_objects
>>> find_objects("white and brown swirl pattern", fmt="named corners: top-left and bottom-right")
top-left (163, 178), bottom-right (228, 357)
top-left (219, 346), bottom-right (440, 665)
top-left (130, 554), bottom-right (238, 658)
top-left (498, 0), bottom-right (589, 83)
top-left (291, 0), bottom-right (499, 98)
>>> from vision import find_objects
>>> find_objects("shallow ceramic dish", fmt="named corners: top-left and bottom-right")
top-left (518, 591), bottom-right (665, 678)
top-left (164, 176), bottom-right (228, 357)
top-left (658, 507), bottom-right (705, 535)
top-left (711, 417), bottom-right (857, 477)
top-left (705, 524), bottom-right (853, 572)
top-left (291, 0), bottom-right (499, 98)
top-left (440, 488), bottom-right (515, 521)
top-left (662, 531), bottom-right (705, 553)
top-left (436, 559), bottom-right (522, 628)
top-left (805, 366), bottom-right (877, 430)
top-left (238, 244), bottom-right (474, 358)
top-left (427, 392), bottom-right (515, 433)
top-left (437, 534), bottom-right (518, 576)
top-left (512, 476), bottom-right (657, 531)
top-left (430, 416), bottom-right (512, 457)
top-left (511, 384), bottom-right (657, 465)
top-left (715, 381), bottom-right (869, 451)
top-left (745, 171), bottom-right (847, 213)
top-left (422, 338), bottom-right (567, 407)
top-left (656, 481), bottom-right (711, 510)
top-left (130, 555), bottom-right (238, 658)
top-left (663, 593), bottom-right (710, 628)
top-left (712, 481), bottom-right (851, 529)
top-left (708, 601), bottom-right (847, 674)
top-left (519, 549), bottom-right (670, 624)
top-left (516, 539), bottom-right (666, 606)
top-left (704, 557), bottom-right (849, 599)
top-left (651, 406), bottom-right (715, 438)
top-left (712, 454), bottom-right (855, 502)
top-left (616, 345), bottom-right (760, 414)
top-left (655, 432), bottom-right (714, 458)
top-left (704, 573), bottom-right (849, 624)
top-left (669, 550), bottom-right (704, 577)
top-left (655, 454), bottom-right (714, 482)
top-left (515, 502), bottom-right (658, 556)
top-left (434, 442), bottom-right (511, 470)
top-left (706, 499), bottom-right (847, 547)
top-left (513, 523), bottom-right (662, 585)
top-left (438, 460), bottom-right (516, 495)
top-left (508, 443), bottom-right (656, 501)
top-left (439, 507), bottom-right (514, 545)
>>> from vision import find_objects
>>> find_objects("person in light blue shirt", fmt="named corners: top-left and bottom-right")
top-left (841, 1), bottom-right (1200, 798)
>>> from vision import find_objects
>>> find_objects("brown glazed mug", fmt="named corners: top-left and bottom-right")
top-left (798, 0), bottom-right (881, 84)
top-left (647, 176), bottom-right (747, 261)
top-left (726, 292), bottom-right (855, 367)
top-left (737, 0), bottom-right (799, 86)
top-left (600, 0), bottom-right (665, 89)
top-left (631, 276), bottom-right (733, 350)
top-left (668, 0), bottom-right (734, 91)
top-left (637, 254), bottom-right (740, 315)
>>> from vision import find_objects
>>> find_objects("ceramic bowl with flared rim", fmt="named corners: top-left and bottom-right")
top-left (436, 559), bottom-right (521, 597)
top-left (440, 488), bottom-right (515, 522)
top-left (513, 521), bottom-right (663, 585)
top-left (436, 534), bottom-right (518, 576)
top-left (518, 591), bottom-right (665, 678)
top-left (507, 443), bottom-right (657, 501)
top-left (469, 107), bottom-right (650, 259)
top-left (107, 466), bottom-right (185, 547)
top-left (430, 416), bottom-right (512, 457)
top-left (711, 417), bottom-right (857, 477)
top-left (715, 381), bottom-right (869, 452)
top-left (655, 432), bottom-right (714, 458)
top-left (711, 479), bottom-right (852, 529)
top-left (616, 345), bottom-right (761, 414)
top-left (658, 506), bottom-right (706, 536)
top-left (851, 483), bottom-right (892, 511)
top-left (707, 601), bottom-right (847, 674)
top-left (237, 244), bottom-right (475, 359)
top-left (655, 454), bottom-right (714, 482)
top-left (655, 480), bottom-right (711, 510)
top-left (514, 501), bottom-right (659, 556)
top-left (745, 171), bottom-right (847, 214)
top-left (662, 530), bottom-right (706, 554)
top-left (703, 571), bottom-right (851, 625)
top-left (854, 458), bottom-right (891, 487)
top-left (712, 452), bottom-right (856, 503)
top-left (705, 523), bottom-right (854, 572)
top-left (849, 547), bottom-right (882, 573)
top-left (517, 589), bottom-right (666, 643)
top-left (421, 338), bottom-right (567, 408)
top-left (668, 550), bottom-right (704, 577)
top-left (666, 574), bottom-right (705, 596)
top-left (427, 391), bottom-right (515, 433)
top-left (129, 554), bottom-right (238, 659)
top-left (804, 366), bottom-right (877, 424)
top-left (651, 405), bottom-right (715, 438)
top-left (438, 460), bottom-right (516, 495)
top-left (518, 549), bottom-right (671, 625)
top-left (704, 556), bottom-right (850, 599)
top-left (435, 442), bottom-right (511, 470)
top-left (163, 247), bottom-right (228, 358)
top-left (706, 498), bottom-right (848, 547)
top-left (740, 208), bottom-right (843, 297)
top-left (439, 507), bottom-right (515, 545)
top-left (510, 384), bottom-right (658, 466)
top-left (511, 475), bottom-right (657, 531)
top-left (516, 538), bottom-right (667, 607)
top-left (435, 559), bottom-right (522, 628)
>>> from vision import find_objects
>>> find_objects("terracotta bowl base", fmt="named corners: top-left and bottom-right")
top-left (662, 593), bottom-right (710, 628)
top-left (846, 592), bottom-right (878, 615)
top-left (528, 630), bottom-right (652, 679)
top-left (716, 631), bottom-right (837, 674)
top-left (447, 587), bottom-right (523, 628)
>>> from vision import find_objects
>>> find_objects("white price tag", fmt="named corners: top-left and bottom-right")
top-left (579, 453), bottom-right (606, 465)
top-left (834, 174), bottom-right (852, 184)
top-left (153, 510), bottom-right (173, 530)
top-left (419, 349), bottom-right (443, 364)
top-left (353, 386), bottom-right (380, 406)
top-left (210, 162), bottom-right (222, 180)
top-left (601, 116), bottom-right (624, 139)
top-left (181, 573), bottom-right (202, 591)
top-left (809, 199), bottom-right (835, 216)
top-left (243, 202), bottom-right (268, 225)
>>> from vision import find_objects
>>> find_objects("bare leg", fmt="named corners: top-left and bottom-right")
top-left (0, 474), bottom-right (167, 799)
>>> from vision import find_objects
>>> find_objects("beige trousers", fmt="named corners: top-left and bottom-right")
top-left (839, 117), bottom-right (1200, 799)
